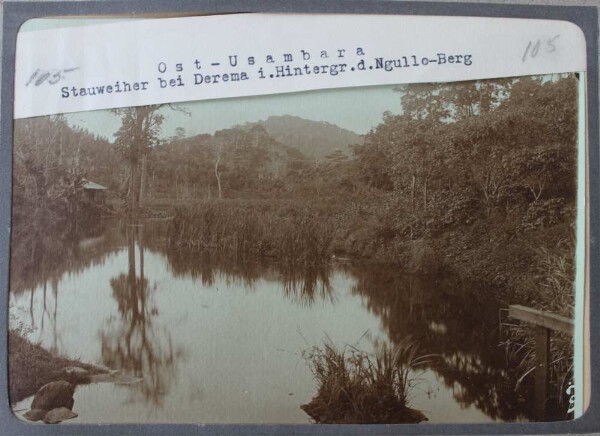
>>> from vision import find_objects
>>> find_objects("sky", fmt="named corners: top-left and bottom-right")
top-left (64, 85), bottom-right (402, 142)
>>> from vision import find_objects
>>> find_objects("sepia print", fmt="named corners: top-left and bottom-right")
top-left (8, 73), bottom-right (580, 424)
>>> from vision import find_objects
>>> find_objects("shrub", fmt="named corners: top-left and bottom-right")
top-left (301, 338), bottom-right (431, 424)
top-left (520, 199), bottom-right (574, 232)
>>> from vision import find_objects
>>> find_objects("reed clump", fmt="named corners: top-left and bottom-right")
top-left (501, 236), bottom-right (575, 416)
top-left (168, 200), bottom-right (335, 263)
top-left (301, 339), bottom-right (430, 424)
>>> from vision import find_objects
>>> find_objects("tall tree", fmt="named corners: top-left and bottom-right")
top-left (394, 79), bottom-right (513, 123)
top-left (113, 105), bottom-right (164, 217)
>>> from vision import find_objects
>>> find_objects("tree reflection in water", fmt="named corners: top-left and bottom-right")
top-left (10, 217), bottom-right (118, 297)
top-left (348, 266), bottom-right (534, 422)
top-left (100, 222), bottom-right (182, 407)
top-left (10, 217), bottom-right (120, 353)
top-left (163, 246), bottom-right (335, 307)
top-left (154, 238), bottom-right (535, 421)
top-left (10, 218), bottom-right (545, 421)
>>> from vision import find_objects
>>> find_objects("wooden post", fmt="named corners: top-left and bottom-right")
top-left (534, 326), bottom-right (550, 420)
top-left (508, 305), bottom-right (574, 421)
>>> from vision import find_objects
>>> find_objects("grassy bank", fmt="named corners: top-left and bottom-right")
top-left (8, 329), bottom-right (106, 404)
top-left (166, 197), bottom-right (440, 270)
top-left (166, 198), bottom-right (575, 303)
top-left (166, 198), bottom-right (575, 295)
top-left (168, 199), bottom-right (337, 264)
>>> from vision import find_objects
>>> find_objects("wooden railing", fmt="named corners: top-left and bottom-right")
top-left (508, 305), bottom-right (574, 420)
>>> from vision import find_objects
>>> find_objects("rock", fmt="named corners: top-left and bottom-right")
top-left (23, 408), bottom-right (46, 421)
top-left (31, 381), bottom-right (74, 411)
top-left (62, 366), bottom-right (91, 384)
top-left (89, 371), bottom-right (142, 385)
top-left (93, 364), bottom-right (112, 372)
top-left (43, 407), bottom-right (78, 424)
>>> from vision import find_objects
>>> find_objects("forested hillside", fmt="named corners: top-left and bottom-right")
top-left (146, 125), bottom-right (309, 201)
top-left (13, 75), bottom-right (578, 311)
top-left (349, 75), bottom-right (577, 312)
top-left (12, 115), bottom-right (120, 223)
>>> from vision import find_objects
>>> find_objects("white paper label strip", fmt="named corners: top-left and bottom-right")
top-left (14, 13), bottom-right (587, 118)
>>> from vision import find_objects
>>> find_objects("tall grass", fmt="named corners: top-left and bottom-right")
top-left (529, 239), bottom-right (575, 318)
top-left (301, 338), bottom-right (431, 424)
top-left (168, 200), bottom-right (336, 263)
top-left (501, 236), bottom-right (575, 416)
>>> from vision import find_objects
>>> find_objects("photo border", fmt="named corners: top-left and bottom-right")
top-left (1, 1), bottom-right (598, 434)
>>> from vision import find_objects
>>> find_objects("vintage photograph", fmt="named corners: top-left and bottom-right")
top-left (8, 73), bottom-right (579, 424)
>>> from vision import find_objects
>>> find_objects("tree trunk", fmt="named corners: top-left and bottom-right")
top-left (139, 155), bottom-right (147, 209)
top-left (130, 159), bottom-right (139, 219)
top-left (215, 154), bottom-right (222, 200)
top-left (139, 225), bottom-right (144, 281)
top-left (128, 224), bottom-right (136, 278)
top-left (42, 279), bottom-right (47, 330)
top-left (411, 175), bottom-right (416, 210)
top-left (423, 177), bottom-right (428, 210)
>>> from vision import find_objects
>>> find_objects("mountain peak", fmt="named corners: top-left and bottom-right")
top-left (249, 115), bottom-right (362, 160)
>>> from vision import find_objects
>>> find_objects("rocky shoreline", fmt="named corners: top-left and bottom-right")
top-left (9, 330), bottom-right (141, 424)
top-left (8, 329), bottom-right (110, 404)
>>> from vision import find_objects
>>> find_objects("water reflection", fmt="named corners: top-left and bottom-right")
top-left (10, 218), bottom-right (121, 354)
top-left (9, 218), bottom-right (537, 422)
top-left (349, 267), bottom-right (532, 421)
top-left (100, 223), bottom-right (182, 406)
top-left (163, 248), bottom-right (334, 307)
top-left (10, 218), bottom-right (120, 296)
top-left (280, 265), bottom-right (333, 307)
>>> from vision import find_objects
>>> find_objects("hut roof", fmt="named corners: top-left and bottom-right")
top-left (82, 179), bottom-right (107, 190)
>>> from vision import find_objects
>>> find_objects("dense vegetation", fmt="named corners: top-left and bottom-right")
top-left (13, 115), bottom-right (118, 223)
top-left (350, 76), bottom-right (577, 303)
top-left (161, 75), bottom-right (577, 304)
top-left (163, 74), bottom-right (578, 409)
top-left (11, 74), bottom-right (578, 416)
top-left (147, 124), bottom-right (308, 201)
top-left (13, 74), bottom-right (578, 310)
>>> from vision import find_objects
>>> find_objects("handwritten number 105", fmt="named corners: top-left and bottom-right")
top-left (522, 35), bottom-right (560, 62)
top-left (25, 67), bottom-right (79, 87)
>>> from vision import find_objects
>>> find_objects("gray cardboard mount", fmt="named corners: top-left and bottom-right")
top-left (1, 1), bottom-right (598, 434)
